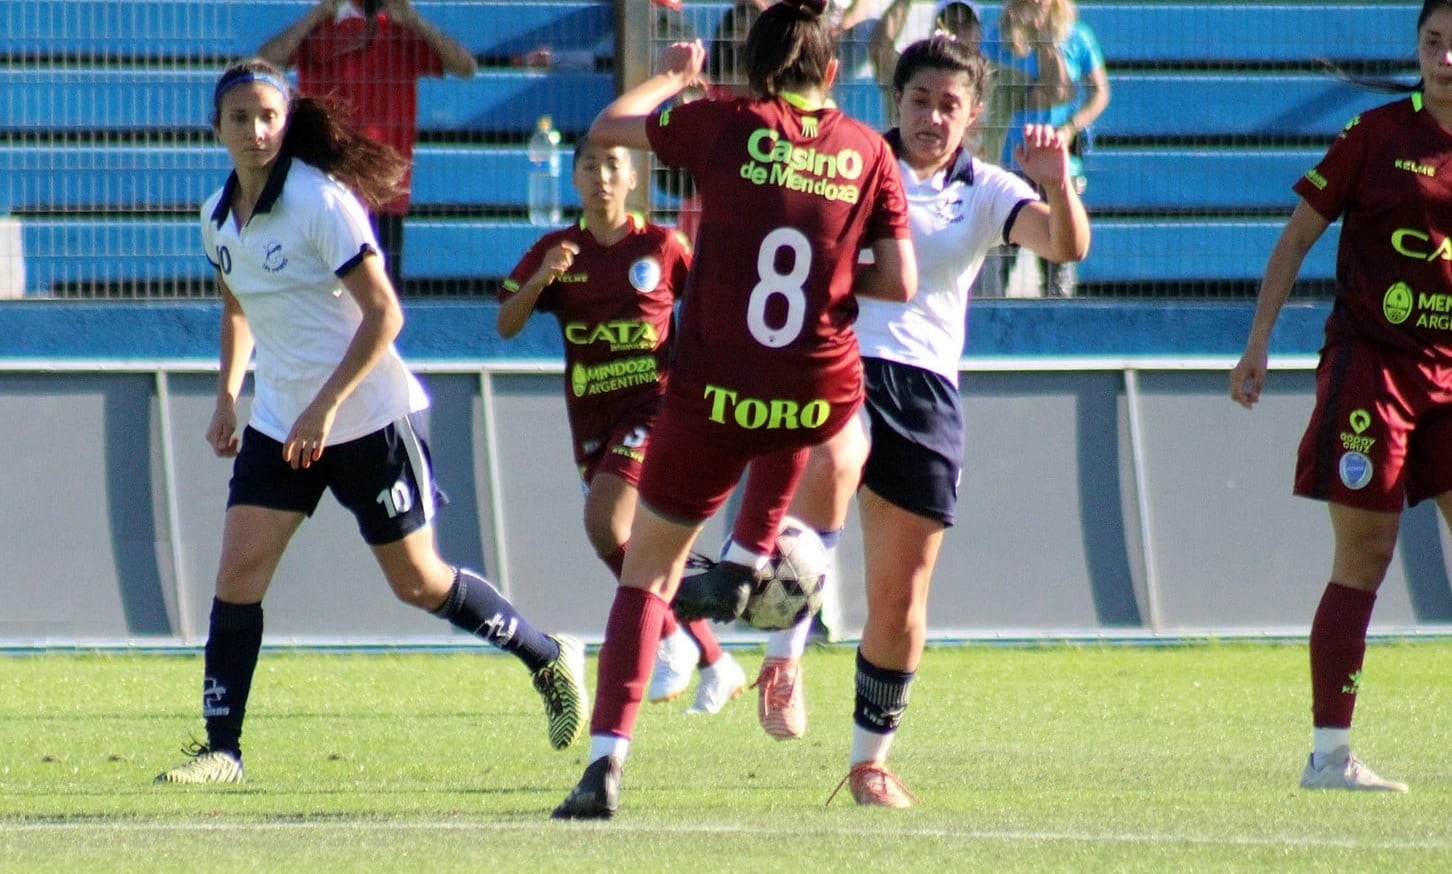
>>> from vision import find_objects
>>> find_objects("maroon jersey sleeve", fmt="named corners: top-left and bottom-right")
top-left (863, 151), bottom-right (911, 245)
top-left (1291, 97), bottom-right (1452, 362)
top-left (500, 229), bottom-right (572, 312)
top-left (1293, 112), bottom-right (1370, 223)
top-left (647, 98), bottom-right (734, 175)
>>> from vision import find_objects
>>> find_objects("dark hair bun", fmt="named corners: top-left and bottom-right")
top-left (779, 0), bottom-right (829, 19)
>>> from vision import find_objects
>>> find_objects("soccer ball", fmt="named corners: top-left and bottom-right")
top-left (739, 516), bottom-right (829, 631)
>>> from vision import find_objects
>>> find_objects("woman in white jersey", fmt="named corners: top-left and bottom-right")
top-left (801, 36), bottom-right (1088, 805)
top-left (155, 59), bottom-right (587, 785)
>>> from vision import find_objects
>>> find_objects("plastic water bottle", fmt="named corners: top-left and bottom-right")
top-left (527, 115), bottom-right (562, 227)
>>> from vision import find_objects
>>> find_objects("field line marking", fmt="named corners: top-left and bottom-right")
top-left (2, 820), bottom-right (1448, 851)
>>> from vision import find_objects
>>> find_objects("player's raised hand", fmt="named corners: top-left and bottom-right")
top-left (658, 40), bottom-right (707, 88)
top-left (1013, 123), bottom-right (1070, 190)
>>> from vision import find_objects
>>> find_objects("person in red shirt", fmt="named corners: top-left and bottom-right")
top-left (498, 138), bottom-right (748, 716)
top-left (550, 0), bottom-right (916, 820)
top-left (259, 0), bottom-right (477, 291)
top-left (1228, 0), bottom-right (1452, 796)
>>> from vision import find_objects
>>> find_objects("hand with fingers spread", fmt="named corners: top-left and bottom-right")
top-left (1013, 122), bottom-right (1071, 190)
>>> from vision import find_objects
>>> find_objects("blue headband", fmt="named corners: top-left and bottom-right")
top-left (213, 71), bottom-right (291, 109)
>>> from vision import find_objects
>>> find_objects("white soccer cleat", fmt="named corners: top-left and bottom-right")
top-left (1299, 745), bottom-right (1408, 793)
top-left (685, 651), bottom-right (747, 715)
top-left (154, 745), bottom-right (244, 785)
top-left (648, 627), bottom-right (699, 703)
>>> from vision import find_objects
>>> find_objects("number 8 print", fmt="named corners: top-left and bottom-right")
top-left (746, 227), bottom-right (811, 348)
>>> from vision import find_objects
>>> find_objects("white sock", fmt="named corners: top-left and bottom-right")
top-left (590, 734), bottom-right (630, 763)
top-left (815, 545), bottom-right (844, 641)
top-left (722, 540), bottom-right (767, 570)
top-left (765, 617), bottom-right (811, 660)
top-left (850, 725), bottom-right (895, 766)
top-left (1312, 727), bottom-right (1350, 764)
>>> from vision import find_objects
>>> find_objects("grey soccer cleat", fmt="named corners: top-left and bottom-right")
top-left (1299, 745), bottom-right (1408, 793)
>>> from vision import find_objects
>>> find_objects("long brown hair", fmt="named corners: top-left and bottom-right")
top-left (211, 58), bottom-right (408, 209)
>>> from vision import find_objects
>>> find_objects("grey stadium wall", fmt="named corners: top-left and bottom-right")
top-left (2, 299), bottom-right (1451, 648)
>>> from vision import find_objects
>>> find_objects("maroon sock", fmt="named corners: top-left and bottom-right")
top-left (730, 447), bottom-right (808, 554)
top-left (1308, 582), bottom-right (1376, 728)
top-left (683, 618), bottom-right (723, 667)
top-left (591, 586), bottom-right (666, 738)
top-left (658, 608), bottom-right (680, 640)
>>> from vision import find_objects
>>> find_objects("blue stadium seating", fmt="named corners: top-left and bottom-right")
top-left (17, 216), bottom-right (1340, 291)
top-left (0, 68), bottom-right (612, 137)
top-left (0, 1), bottom-right (1411, 295)
top-left (1089, 149), bottom-right (1322, 213)
top-left (0, 145), bottom-right (585, 214)
top-left (1, 0), bottom-right (612, 62)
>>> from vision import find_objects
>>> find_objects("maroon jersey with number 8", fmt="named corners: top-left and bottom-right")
top-left (647, 95), bottom-right (910, 434)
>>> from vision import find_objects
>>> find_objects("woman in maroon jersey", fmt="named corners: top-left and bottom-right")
top-left (551, 0), bottom-right (916, 819)
top-left (497, 138), bottom-right (747, 716)
top-left (1229, 0), bottom-right (1452, 795)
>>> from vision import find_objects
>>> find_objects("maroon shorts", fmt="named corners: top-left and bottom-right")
top-left (578, 406), bottom-right (655, 488)
top-left (1295, 339), bottom-right (1452, 511)
top-left (638, 390), bottom-right (860, 525)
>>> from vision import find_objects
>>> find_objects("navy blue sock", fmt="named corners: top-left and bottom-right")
top-left (817, 527), bottom-right (843, 551)
top-left (431, 567), bottom-right (559, 673)
top-left (202, 598), bottom-right (263, 756)
top-left (852, 648), bottom-right (915, 734)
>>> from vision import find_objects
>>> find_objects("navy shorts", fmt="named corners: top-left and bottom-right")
top-left (860, 358), bottom-right (963, 526)
top-left (227, 416), bottom-right (445, 545)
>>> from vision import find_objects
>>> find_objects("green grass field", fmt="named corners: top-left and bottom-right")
top-left (2, 641), bottom-right (1450, 872)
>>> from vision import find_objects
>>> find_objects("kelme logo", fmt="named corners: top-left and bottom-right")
top-left (1383, 282), bottom-right (1413, 324)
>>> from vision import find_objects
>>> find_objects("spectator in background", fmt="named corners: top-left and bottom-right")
top-left (497, 138), bottom-right (747, 717)
top-left (833, 0), bottom-right (891, 81)
top-left (258, 0), bottom-right (477, 293)
top-left (988, 0), bottom-right (1107, 297)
